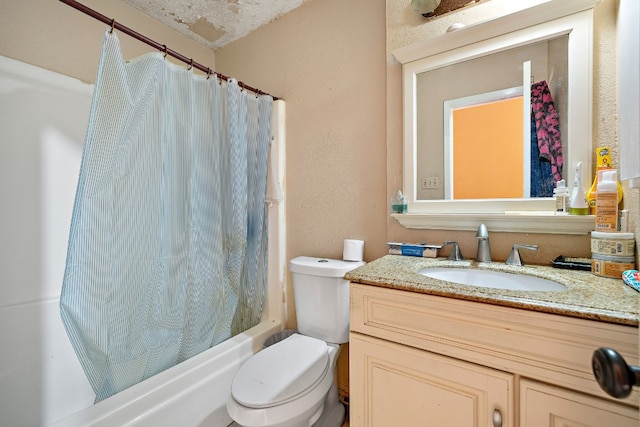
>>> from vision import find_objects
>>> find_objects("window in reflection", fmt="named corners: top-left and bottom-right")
top-left (450, 96), bottom-right (524, 199)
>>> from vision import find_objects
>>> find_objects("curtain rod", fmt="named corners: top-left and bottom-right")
top-left (58, 0), bottom-right (280, 100)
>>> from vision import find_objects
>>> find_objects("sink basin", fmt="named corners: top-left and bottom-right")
top-left (418, 268), bottom-right (567, 291)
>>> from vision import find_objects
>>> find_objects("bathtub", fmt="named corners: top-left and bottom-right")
top-left (52, 320), bottom-right (282, 427)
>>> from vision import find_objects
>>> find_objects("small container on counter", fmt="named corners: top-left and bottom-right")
top-left (591, 253), bottom-right (635, 279)
top-left (591, 231), bottom-right (636, 257)
top-left (553, 179), bottom-right (569, 214)
top-left (594, 170), bottom-right (619, 231)
top-left (387, 242), bottom-right (441, 258)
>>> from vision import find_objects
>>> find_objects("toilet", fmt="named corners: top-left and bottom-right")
top-left (227, 256), bottom-right (364, 427)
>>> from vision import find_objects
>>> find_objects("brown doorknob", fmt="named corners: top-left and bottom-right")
top-left (592, 347), bottom-right (640, 399)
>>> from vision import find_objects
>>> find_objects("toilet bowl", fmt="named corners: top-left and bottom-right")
top-left (227, 257), bottom-right (364, 427)
top-left (227, 334), bottom-right (342, 427)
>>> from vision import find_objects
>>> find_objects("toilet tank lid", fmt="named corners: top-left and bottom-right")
top-left (289, 256), bottom-right (365, 277)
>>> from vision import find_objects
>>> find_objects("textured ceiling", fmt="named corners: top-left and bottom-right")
top-left (122, 0), bottom-right (309, 50)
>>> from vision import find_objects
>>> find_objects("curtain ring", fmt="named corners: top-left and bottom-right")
top-left (255, 89), bottom-right (261, 98)
top-left (206, 68), bottom-right (212, 79)
top-left (109, 19), bottom-right (116, 34)
top-left (187, 59), bottom-right (193, 70)
top-left (162, 45), bottom-right (167, 58)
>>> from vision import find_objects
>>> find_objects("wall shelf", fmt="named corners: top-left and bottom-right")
top-left (391, 212), bottom-right (595, 234)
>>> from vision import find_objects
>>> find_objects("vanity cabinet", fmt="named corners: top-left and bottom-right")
top-left (349, 283), bottom-right (639, 427)
top-left (350, 333), bottom-right (512, 426)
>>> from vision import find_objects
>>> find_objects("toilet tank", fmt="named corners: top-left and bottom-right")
top-left (289, 256), bottom-right (365, 344)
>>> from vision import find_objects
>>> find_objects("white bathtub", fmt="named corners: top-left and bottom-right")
top-left (52, 320), bottom-right (282, 427)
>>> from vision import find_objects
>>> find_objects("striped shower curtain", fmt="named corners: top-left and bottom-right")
top-left (60, 30), bottom-right (273, 402)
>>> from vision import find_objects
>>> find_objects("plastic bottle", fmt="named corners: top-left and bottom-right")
top-left (553, 179), bottom-right (569, 214)
top-left (595, 170), bottom-right (619, 231)
top-left (620, 209), bottom-right (629, 232)
top-left (569, 162), bottom-right (589, 215)
top-left (586, 146), bottom-right (623, 214)
top-left (391, 190), bottom-right (407, 213)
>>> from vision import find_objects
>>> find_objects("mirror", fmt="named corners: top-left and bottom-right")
top-left (418, 36), bottom-right (568, 200)
top-left (391, 0), bottom-right (598, 233)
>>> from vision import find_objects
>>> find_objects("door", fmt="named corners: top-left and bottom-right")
top-left (349, 333), bottom-right (513, 427)
top-left (520, 379), bottom-right (638, 427)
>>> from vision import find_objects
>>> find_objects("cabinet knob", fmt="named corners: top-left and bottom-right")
top-left (592, 347), bottom-right (640, 398)
top-left (492, 408), bottom-right (502, 427)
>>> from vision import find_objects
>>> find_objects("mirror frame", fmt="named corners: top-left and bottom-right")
top-left (392, 0), bottom-right (599, 233)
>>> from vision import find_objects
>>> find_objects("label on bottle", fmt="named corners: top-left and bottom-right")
top-left (555, 193), bottom-right (568, 213)
top-left (595, 192), bottom-right (618, 231)
top-left (587, 147), bottom-right (614, 215)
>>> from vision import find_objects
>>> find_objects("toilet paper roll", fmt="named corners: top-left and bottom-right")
top-left (343, 239), bottom-right (364, 262)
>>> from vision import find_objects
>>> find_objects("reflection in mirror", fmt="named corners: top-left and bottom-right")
top-left (417, 35), bottom-right (568, 201)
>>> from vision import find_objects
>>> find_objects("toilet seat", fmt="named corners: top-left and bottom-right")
top-left (231, 334), bottom-right (329, 409)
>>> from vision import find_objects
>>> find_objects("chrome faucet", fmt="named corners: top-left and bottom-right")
top-left (506, 244), bottom-right (539, 266)
top-left (476, 223), bottom-right (492, 262)
top-left (443, 241), bottom-right (464, 261)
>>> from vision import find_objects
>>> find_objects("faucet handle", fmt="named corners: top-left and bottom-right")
top-left (506, 244), bottom-right (539, 266)
top-left (443, 241), bottom-right (464, 261)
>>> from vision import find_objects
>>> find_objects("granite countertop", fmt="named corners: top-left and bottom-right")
top-left (345, 255), bottom-right (640, 326)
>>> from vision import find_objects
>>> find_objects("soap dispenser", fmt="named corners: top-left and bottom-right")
top-left (391, 190), bottom-right (407, 213)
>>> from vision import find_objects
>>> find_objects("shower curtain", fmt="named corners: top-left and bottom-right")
top-left (60, 30), bottom-right (273, 402)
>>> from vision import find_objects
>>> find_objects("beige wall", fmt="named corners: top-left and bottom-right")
top-left (386, 0), bottom-right (639, 265)
top-left (215, 0), bottom-right (388, 328)
top-left (0, 0), bottom-right (215, 84)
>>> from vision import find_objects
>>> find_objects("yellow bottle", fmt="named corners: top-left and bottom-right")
top-left (586, 146), bottom-right (623, 214)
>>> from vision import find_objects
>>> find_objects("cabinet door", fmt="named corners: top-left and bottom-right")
top-left (350, 333), bottom-right (513, 427)
top-left (520, 379), bottom-right (639, 427)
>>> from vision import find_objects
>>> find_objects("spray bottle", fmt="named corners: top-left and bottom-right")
top-left (569, 162), bottom-right (589, 215)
